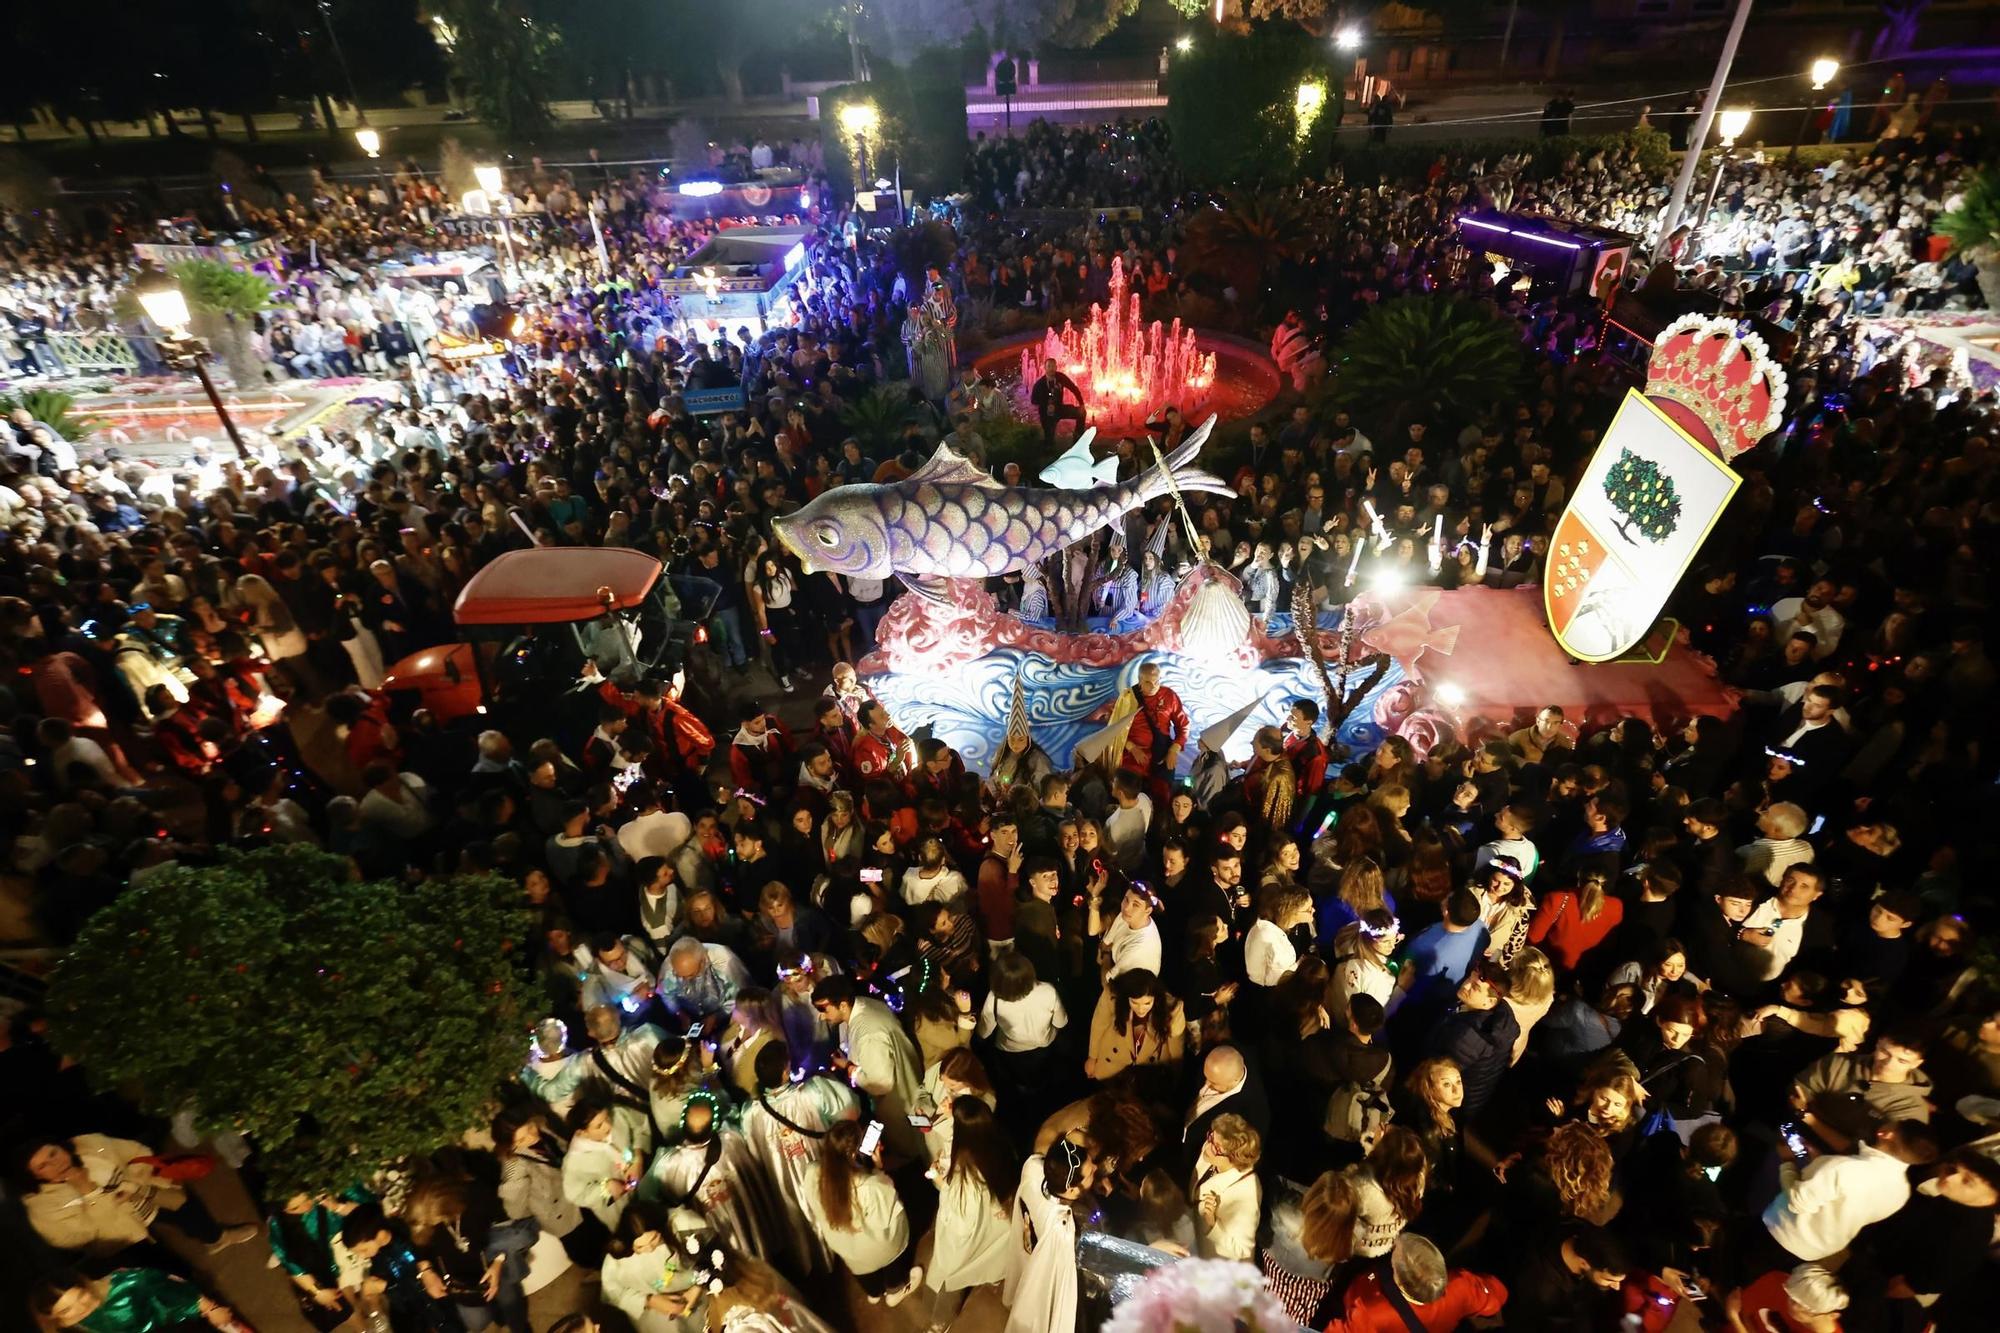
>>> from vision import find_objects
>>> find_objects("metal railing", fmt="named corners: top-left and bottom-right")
top-left (43, 332), bottom-right (142, 373)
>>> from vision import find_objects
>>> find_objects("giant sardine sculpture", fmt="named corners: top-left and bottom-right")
top-left (774, 415), bottom-right (1228, 600)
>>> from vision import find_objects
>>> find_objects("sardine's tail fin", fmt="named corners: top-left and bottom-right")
top-left (897, 573), bottom-right (955, 604)
top-left (1427, 623), bottom-right (1461, 656)
top-left (1089, 455), bottom-right (1122, 486)
top-left (1138, 413), bottom-right (1232, 502)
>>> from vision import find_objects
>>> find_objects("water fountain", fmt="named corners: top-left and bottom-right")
top-left (1017, 257), bottom-right (1218, 430)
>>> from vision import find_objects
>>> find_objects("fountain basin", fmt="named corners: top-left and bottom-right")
top-left (971, 328), bottom-right (1281, 437)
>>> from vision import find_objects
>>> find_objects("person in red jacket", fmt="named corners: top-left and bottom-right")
top-left (601, 676), bottom-right (715, 776)
top-left (1331, 1234), bottom-right (1508, 1333)
top-left (1527, 869), bottom-right (1627, 973)
top-left (1121, 661), bottom-right (1189, 796)
top-left (326, 687), bottom-right (401, 779)
top-left (1285, 697), bottom-right (1330, 795)
top-left (727, 701), bottom-right (794, 798)
top-left (803, 695), bottom-right (857, 781)
top-left (852, 700), bottom-right (911, 783)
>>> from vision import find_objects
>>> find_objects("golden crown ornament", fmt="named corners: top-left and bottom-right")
top-left (1642, 314), bottom-right (1788, 461)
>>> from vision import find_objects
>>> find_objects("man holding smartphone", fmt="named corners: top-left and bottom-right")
top-left (812, 975), bottom-right (925, 1160)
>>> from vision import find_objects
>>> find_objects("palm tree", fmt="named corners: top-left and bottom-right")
top-left (1332, 294), bottom-right (1525, 429)
top-left (1185, 192), bottom-right (1315, 308)
top-left (1936, 165), bottom-right (2000, 311)
top-left (840, 384), bottom-right (925, 456)
top-left (169, 260), bottom-right (274, 387)
top-left (0, 389), bottom-right (81, 440)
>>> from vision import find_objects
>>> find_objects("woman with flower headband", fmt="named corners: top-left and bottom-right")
top-left (600, 1205), bottom-right (712, 1333)
top-left (641, 1094), bottom-right (785, 1264)
top-left (647, 1034), bottom-right (729, 1148)
top-left (700, 1230), bottom-right (839, 1333)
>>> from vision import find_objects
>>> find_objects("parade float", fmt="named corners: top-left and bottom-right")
top-left (774, 291), bottom-right (1769, 775)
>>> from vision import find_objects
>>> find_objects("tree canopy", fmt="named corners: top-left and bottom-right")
top-left (862, 0), bottom-right (1140, 64)
top-left (1165, 29), bottom-right (1337, 186)
top-left (47, 846), bottom-right (536, 1193)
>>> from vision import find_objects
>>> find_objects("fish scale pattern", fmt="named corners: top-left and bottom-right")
top-left (882, 483), bottom-right (1137, 576)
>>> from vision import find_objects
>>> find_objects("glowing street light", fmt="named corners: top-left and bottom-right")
top-left (1295, 79), bottom-right (1328, 141)
top-left (1791, 59), bottom-right (1840, 163)
top-left (1335, 27), bottom-right (1363, 49)
top-left (1175, 36), bottom-right (1193, 53)
top-left (840, 102), bottom-right (880, 189)
top-left (473, 164), bottom-right (517, 279)
top-left (838, 102), bottom-right (879, 135)
top-left (134, 277), bottom-right (189, 336)
top-left (354, 126), bottom-right (381, 158)
top-left (1693, 107), bottom-right (1754, 255)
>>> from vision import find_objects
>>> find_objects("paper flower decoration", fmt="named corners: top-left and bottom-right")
top-left (1100, 1259), bottom-right (1295, 1333)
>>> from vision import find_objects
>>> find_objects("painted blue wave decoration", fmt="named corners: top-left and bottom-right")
top-left (864, 647), bottom-right (1406, 777)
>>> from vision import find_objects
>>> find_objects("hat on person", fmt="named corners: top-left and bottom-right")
top-left (1486, 854), bottom-right (1525, 884)
top-left (1005, 663), bottom-right (1032, 749)
top-left (1197, 698), bottom-right (1262, 756)
top-left (1783, 1263), bottom-right (1848, 1315)
top-left (1071, 709), bottom-right (1136, 774)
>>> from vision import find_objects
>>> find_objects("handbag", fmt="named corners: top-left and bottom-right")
top-left (295, 1288), bottom-right (353, 1333)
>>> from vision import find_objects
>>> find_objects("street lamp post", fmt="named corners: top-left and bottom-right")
top-left (316, 0), bottom-right (366, 130)
top-left (1692, 108), bottom-right (1754, 258)
top-left (134, 273), bottom-right (253, 463)
top-left (474, 164), bottom-right (518, 280)
top-left (1658, 0), bottom-right (1756, 252)
top-left (1787, 58), bottom-right (1839, 165)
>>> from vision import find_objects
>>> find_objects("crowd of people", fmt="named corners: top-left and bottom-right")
top-left (2, 103), bottom-right (1999, 1333)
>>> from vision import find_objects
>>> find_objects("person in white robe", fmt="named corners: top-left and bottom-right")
top-left (640, 1098), bottom-right (783, 1263)
top-left (600, 1217), bottom-right (710, 1333)
top-left (924, 1097), bottom-right (1014, 1330)
top-left (738, 1043), bottom-right (859, 1273)
top-left (1003, 1144), bottom-right (1083, 1333)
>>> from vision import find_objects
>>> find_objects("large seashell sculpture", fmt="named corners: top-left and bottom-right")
top-left (1178, 577), bottom-right (1253, 661)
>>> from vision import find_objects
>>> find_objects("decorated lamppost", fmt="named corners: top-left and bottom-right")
top-left (838, 101), bottom-right (879, 198)
top-left (474, 164), bottom-right (518, 280)
top-left (134, 271), bottom-right (252, 463)
top-left (1691, 107), bottom-right (1753, 258)
top-left (1787, 58), bottom-right (1839, 165)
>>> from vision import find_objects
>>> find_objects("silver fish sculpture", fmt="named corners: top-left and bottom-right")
top-left (775, 414), bottom-right (1228, 600)
top-left (1037, 430), bottom-right (1122, 489)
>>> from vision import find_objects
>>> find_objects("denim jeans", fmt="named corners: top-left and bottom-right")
top-left (854, 599), bottom-right (887, 648)
top-left (709, 606), bottom-right (749, 667)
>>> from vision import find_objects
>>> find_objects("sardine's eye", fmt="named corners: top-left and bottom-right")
top-left (814, 524), bottom-right (839, 548)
